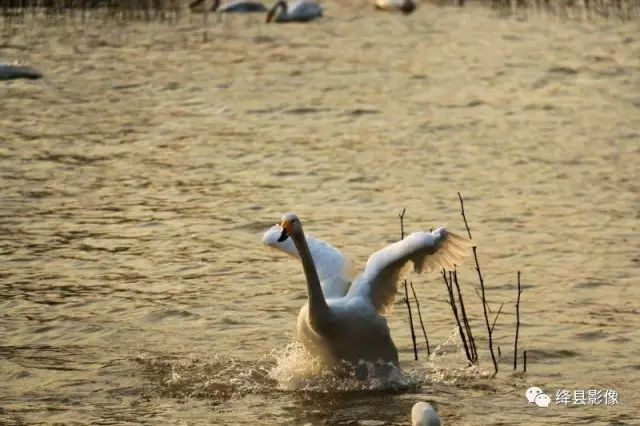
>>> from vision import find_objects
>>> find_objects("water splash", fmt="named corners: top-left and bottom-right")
top-left (268, 342), bottom-right (420, 392)
top-left (423, 327), bottom-right (493, 386)
top-left (134, 330), bottom-right (494, 404)
top-left (135, 353), bottom-right (275, 404)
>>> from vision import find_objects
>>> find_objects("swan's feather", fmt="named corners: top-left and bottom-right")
top-left (346, 228), bottom-right (471, 315)
top-left (262, 225), bottom-right (351, 298)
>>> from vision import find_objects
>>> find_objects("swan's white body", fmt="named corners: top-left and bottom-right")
top-left (266, 0), bottom-right (322, 23)
top-left (412, 402), bottom-right (441, 426)
top-left (374, 0), bottom-right (416, 13)
top-left (262, 213), bottom-right (470, 367)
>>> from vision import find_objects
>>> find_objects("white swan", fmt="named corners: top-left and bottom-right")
top-left (412, 402), bottom-right (441, 426)
top-left (374, 0), bottom-right (416, 14)
top-left (265, 0), bottom-right (322, 23)
top-left (262, 213), bottom-right (470, 367)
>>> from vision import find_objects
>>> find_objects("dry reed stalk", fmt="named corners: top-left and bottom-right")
top-left (442, 270), bottom-right (474, 365)
top-left (453, 269), bottom-right (477, 362)
top-left (410, 281), bottom-right (431, 356)
top-left (403, 281), bottom-right (418, 361)
top-left (473, 246), bottom-right (499, 376)
top-left (490, 302), bottom-right (504, 334)
top-left (458, 192), bottom-right (498, 376)
top-left (398, 208), bottom-right (418, 361)
top-left (514, 271), bottom-right (522, 370)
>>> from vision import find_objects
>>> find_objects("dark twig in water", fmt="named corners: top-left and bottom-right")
top-left (398, 208), bottom-right (418, 360)
top-left (410, 281), bottom-right (431, 356)
top-left (457, 192), bottom-right (473, 240)
top-left (459, 192), bottom-right (498, 375)
top-left (453, 269), bottom-right (477, 362)
top-left (474, 287), bottom-right (493, 313)
top-left (403, 282), bottom-right (418, 361)
top-left (473, 246), bottom-right (499, 376)
top-left (490, 302), bottom-right (504, 335)
top-left (398, 207), bottom-right (406, 240)
top-left (514, 271), bottom-right (523, 371)
top-left (442, 270), bottom-right (473, 365)
top-left (524, 350), bottom-right (527, 372)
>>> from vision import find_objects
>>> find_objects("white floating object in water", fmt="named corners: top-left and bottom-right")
top-left (411, 402), bottom-right (441, 426)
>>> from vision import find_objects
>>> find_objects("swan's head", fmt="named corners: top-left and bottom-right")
top-left (401, 0), bottom-right (416, 14)
top-left (411, 402), bottom-right (441, 426)
top-left (277, 212), bottom-right (302, 242)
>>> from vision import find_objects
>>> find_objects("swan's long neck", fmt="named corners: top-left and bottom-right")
top-left (292, 230), bottom-right (330, 326)
top-left (276, 0), bottom-right (287, 18)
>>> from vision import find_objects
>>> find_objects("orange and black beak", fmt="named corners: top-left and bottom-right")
top-left (277, 220), bottom-right (291, 242)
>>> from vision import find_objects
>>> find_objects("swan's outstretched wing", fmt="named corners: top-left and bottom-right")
top-left (346, 228), bottom-right (471, 314)
top-left (262, 225), bottom-right (351, 298)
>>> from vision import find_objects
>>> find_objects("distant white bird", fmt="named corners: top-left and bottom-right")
top-left (265, 0), bottom-right (323, 23)
top-left (262, 213), bottom-right (470, 367)
top-left (189, 0), bottom-right (266, 12)
top-left (374, 0), bottom-right (416, 14)
top-left (412, 402), bottom-right (441, 426)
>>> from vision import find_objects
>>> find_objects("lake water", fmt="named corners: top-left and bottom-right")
top-left (1, 2), bottom-right (639, 424)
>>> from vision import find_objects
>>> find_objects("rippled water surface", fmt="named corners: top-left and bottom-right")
top-left (1, 3), bottom-right (639, 424)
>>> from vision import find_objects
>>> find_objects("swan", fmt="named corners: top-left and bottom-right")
top-left (412, 402), bottom-right (441, 426)
top-left (262, 213), bottom-right (470, 368)
top-left (262, 225), bottom-right (350, 299)
top-left (189, 0), bottom-right (266, 12)
top-left (0, 63), bottom-right (42, 81)
top-left (265, 0), bottom-right (322, 23)
top-left (374, 0), bottom-right (416, 14)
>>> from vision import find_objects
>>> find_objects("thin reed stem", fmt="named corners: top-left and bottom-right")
top-left (398, 208), bottom-right (417, 360)
top-left (443, 270), bottom-right (473, 364)
top-left (514, 271), bottom-right (522, 370)
top-left (473, 246), bottom-right (498, 376)
top-left (410, 281), bottom-right (430, 356)
top-left (453, 270), bottom-right (477, 362)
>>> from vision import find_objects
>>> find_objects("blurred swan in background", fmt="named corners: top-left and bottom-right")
top-left (266, 0), bottom-right (323, 23)
top-left (0, 63), bottom-right (42, 81)
top-left (189, 0), bottom-right (266, 13)
top-left (262, 213), bottom-right (470, 368)
top-left (375, 0), bottom-right (416, 14)
top-left (412, 402), bottom-right (441, 426)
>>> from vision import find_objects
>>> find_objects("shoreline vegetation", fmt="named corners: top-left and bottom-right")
top-left (0, 0), bottom-right (638, 22)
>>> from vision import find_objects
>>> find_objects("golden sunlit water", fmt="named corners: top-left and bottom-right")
top-left (1, 2), bottom-right (639, 424)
